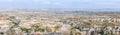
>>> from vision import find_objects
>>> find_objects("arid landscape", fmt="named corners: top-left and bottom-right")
top-left (0, 9), bottom-right (120, 35)
top-left (0, 0), bottom-right (120, 35)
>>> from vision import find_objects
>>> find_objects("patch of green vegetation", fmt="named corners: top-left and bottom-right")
top-left (54, 25), bottom-right (62, 31)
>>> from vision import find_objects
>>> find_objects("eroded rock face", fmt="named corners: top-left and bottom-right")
top-left (0, 10), bottom-right (120, 35)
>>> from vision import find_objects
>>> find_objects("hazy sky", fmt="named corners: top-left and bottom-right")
top-left (0, 0), bottom-right (120, 9)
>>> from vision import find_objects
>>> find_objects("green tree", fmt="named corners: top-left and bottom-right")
top-left (54, 25), bottom-right (62, 32)
top-left (100, 28), bottom-right (105, 35)
top-left (20, 27), bottom-right (31, 35)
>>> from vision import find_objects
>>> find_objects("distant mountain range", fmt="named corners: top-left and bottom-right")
top-left (0, 8), bottom-right (120, 13)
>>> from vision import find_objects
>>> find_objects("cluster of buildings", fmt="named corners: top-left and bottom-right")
top-left (89, 18), bottom-right (120, 23)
